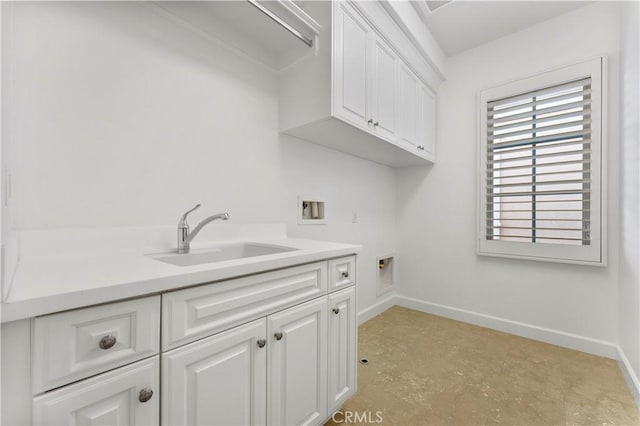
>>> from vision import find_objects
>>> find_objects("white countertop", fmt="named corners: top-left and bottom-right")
top-left (2, 225), bottom-right (361, 322)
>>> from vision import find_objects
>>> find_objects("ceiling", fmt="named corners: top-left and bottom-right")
top-left (416, 1), bottom-right (591, 56)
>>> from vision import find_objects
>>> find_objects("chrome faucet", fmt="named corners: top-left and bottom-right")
top-left (177, 204), bottom-right (230, 254)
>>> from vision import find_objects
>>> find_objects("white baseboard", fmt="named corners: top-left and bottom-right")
top-left (394, 295), bottom-right (618, 359)
top-left (617, 345), bottom-right (640, 407)
top-left (357, 294), bottom-right (396, 325)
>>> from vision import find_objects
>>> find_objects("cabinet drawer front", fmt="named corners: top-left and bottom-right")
top-left (162, 318), bottom-right (267, 426)
top-left (163, 262), bottom-right (328, 350)
top-left (33, 356), bottom-right (159, 425)
top-left (328, 256), bottom-right (356, 291)
top-left (32, 296), bottom-right (160, 394)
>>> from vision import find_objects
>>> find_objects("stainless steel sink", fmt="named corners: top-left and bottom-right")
top-left (149, 242), bottom-right (297, 267)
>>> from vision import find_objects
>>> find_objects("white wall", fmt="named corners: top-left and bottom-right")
top-left (1, 2), bottom-right (397, 312)
top-left (618, 0), bottom-right (640, 397)
top-left (397, 2), bottom-right (621, 346)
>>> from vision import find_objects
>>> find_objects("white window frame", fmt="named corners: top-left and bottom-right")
top-left (477, 57), bottom-right (607, 266)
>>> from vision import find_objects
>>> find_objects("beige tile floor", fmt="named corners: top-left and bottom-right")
top-left (326, 306), bottom-right (640, 426)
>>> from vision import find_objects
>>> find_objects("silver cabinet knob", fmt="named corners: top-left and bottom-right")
top-left (417, 145), bottom-right (425, 150)
top-left (138, 388), bottom-right (153, 403)
top-left (332, 307), bottom-right (340, 315)
top-left (257, 339), bottom-right (266, 348)
top-left (274, 332), bottom-right (283, 341)
top-left (99, 335), bottom-right (116, 350)
top-left (341, 271), bottom-right (349, 278)
top-left (374, 122), bottom-right (379, 126)
top-left (367, 119), bottom-right (373, 124)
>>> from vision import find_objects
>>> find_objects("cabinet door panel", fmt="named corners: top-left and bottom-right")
top-left (162, 319), bottom-right (267, 426)
top-left (268, 298), bottom-right (328, 426)
top-left (328, 287), bottom-right (357, 414)
top-left (397, 64), bottom-right (420, 150)
top-left (333, 3), bottom-right (369, 128)
top-left (419, 84), bottom-right (437, 161)
top-left (33, 357), bottom-right (159, 426)
top-left (372, 35), bottom-right (396, 141)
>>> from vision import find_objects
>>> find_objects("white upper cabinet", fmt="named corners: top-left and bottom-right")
top-left (280, 0), bottom-right (442, 167)
top-left (334, 3), bottom-right (399, 142)
top-left (333, 4), bottom-right (371, 129)
top-left (419, 84), bottom-right (437, 161)
top-left (397, 62), bottom-right (437, 161)
top-left (371, 34), bottom-right (397, 142)
top-left (397, 63), bottom-right (420, 152)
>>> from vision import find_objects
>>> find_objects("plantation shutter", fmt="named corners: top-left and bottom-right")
top-left (486, 77), bottom-right (592, 246)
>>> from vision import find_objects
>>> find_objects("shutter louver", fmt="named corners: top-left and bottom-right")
top-left (486, 77), bottom-right (592, 245)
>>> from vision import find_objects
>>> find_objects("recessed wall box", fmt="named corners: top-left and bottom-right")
top-left (298, 196), bottom-right (326, 225)
top-left (376, 255), bottom-right (396, 296)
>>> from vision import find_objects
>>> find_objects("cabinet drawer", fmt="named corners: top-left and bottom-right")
top-left (163, 261), bottom-right (328, 350)
top-left (328, 256), bottom-right (356, 291)
top-left (32, 296), bottom-right (160, 394)
top-left (33, 356), bottom-right (159, 425)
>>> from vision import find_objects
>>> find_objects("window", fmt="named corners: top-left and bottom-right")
top-left (478, 57), bottom-right (606, 265)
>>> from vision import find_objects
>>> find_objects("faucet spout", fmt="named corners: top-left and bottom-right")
top-left (186, 213), bottom-right (230, 245)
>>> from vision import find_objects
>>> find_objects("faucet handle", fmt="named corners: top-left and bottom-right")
top-left (179, 204), bottom-right (201, 227)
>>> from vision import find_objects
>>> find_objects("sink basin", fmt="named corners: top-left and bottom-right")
top-left (149, 242), bottom-right (297, 267)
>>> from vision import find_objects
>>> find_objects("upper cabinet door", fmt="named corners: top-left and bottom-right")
top-left (397, 63), bottom-right (420, 151)
top-left (371, 34), bottom-right (397, 141)
top-left (162, 319), bottom-right (267, 426)
top-left (419, 84), bottom-right (437, 161)
top-left (333, 3), bottom-right (370, 129)
top-left (268, 298), bottom-right (328, 426)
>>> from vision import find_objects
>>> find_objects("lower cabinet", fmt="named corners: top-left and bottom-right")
top-left (10, 256), bottom-right (357, 426)
top-left (162, 297), bottom-right (335, 426)
top-left (33, 357), bottom-right (159, 425)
